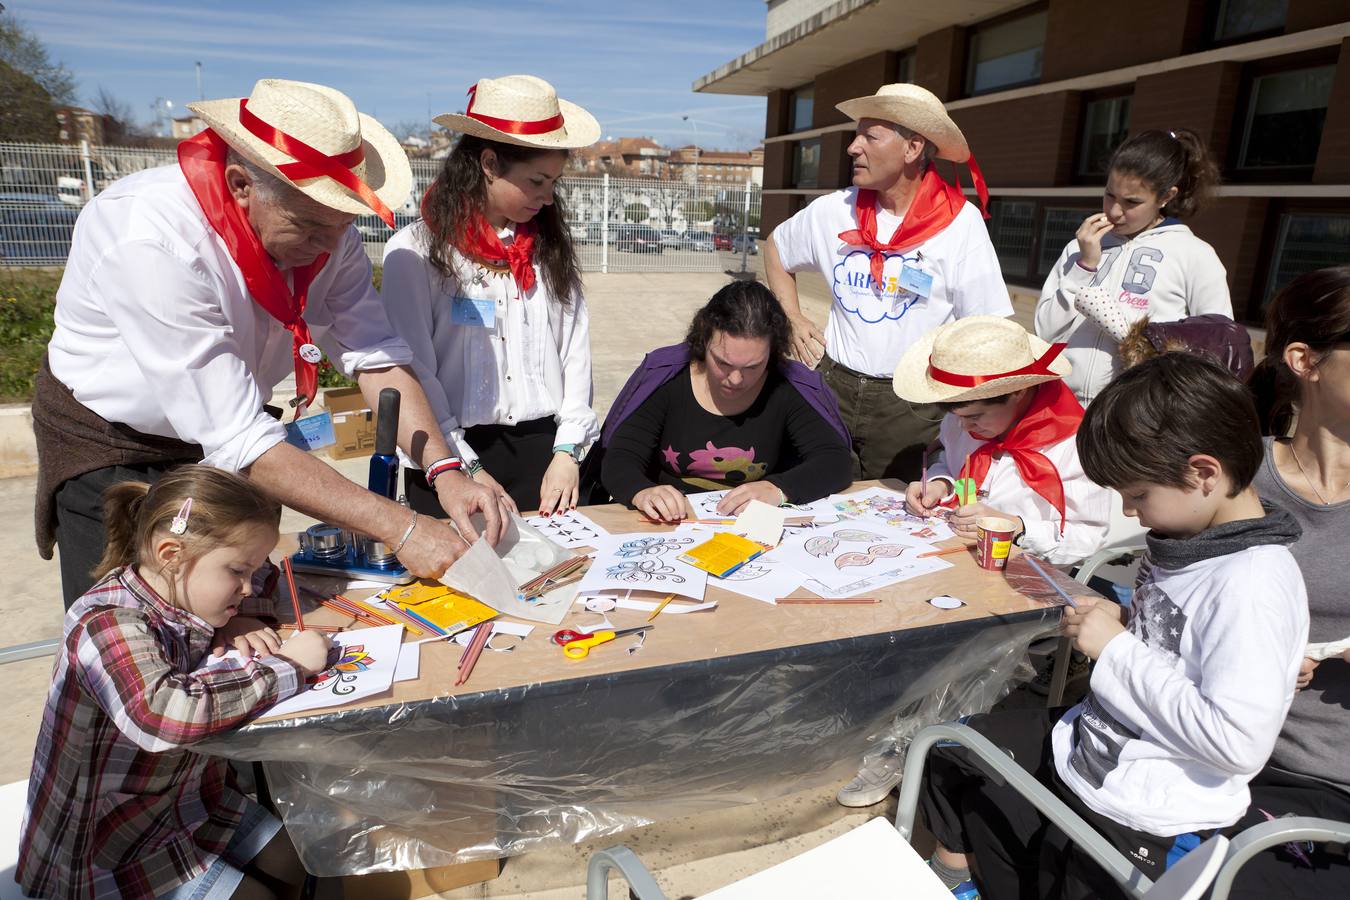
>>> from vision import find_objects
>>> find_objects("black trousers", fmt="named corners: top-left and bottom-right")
top-left (405, 417), bottom-right (557, 515)
top-left (920, 708), bottom-right (1213, 900)
top-left (1223, 767), bottom-right (1350, 898)
top-left (53, 461), bottom-right (183, 609)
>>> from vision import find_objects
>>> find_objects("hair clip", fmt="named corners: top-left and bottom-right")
top-left (169, 497), bottom-right (193, 536)
top-left (1168, 130), bottom-right (1178, 139)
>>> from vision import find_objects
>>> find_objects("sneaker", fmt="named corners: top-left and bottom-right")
top-left (950, 879), bottom-right (981, 899)
top-left (836, 745), bottom-right (904, 807)
top-left (1029, 650), bottom-right (1092, 696)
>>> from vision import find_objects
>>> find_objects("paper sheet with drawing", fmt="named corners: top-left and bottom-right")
top-left (711, 553), bottom-right (808, 604)
top-left (438, 517), bottom-right (578, 625)
top-left (774, 522), bottom-right (930, 591)
top-left (831, 486), bottom-right (955, 543)
top-left (689, 490), bottom-right (838, 523)
top-left (523, 508), bottom-right (610, 549)
top-left (576, 533), bottom-right (709, 600)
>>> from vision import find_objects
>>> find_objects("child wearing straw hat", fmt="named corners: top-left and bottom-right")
top-left (893, 316), bottom-right (1111, 565)
top-left (764, 83), bottom-right (1010, 483)
top-left (381, 75), bottom-right (602, 515)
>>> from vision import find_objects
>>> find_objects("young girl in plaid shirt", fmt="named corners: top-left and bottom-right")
top-left (19, 467), bottom-right (332, 899)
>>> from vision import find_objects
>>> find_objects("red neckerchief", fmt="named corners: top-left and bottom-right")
top-left (838, 167), bottom-right (974, 292)
top-left (420, 185), bottom-right (538, 294)
top-left (178, 129), bottom-right (329, 408)
top-left (958, 380), bottom-right (1084, 534)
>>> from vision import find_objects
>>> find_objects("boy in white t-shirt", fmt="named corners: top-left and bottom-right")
top-left (918, 353), bottom-right (1308, 900)
top-left (765, 83), bottom-right (1010, 482)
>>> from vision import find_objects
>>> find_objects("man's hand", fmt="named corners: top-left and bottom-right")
top-left (211, 616), bottom-right (281, 658)
top-left (437, 470), bottom-right (508, 545)
top-left (905, 479), bottom-right (949, 516)
top-left (1061, 597), bottom-right (1127, 660)
top-left (717, 481), bottom-right (784, 516)
top-left (633, 485), bottom-right (688, 523)
top-left (947, 502), bottom-right (1023, 540)
top-left (537, 453), bottom-right (580, 516)
top-left (788, 314), bottom-right (826, 367)
top-left (395, 514), bottom-right (471, 579)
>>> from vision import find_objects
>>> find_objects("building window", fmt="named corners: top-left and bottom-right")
top-left (1076, 95), bottom-right (1131, 178)
top-left (895, 50), bottom-right (915, 83)
top-left (1039, 206), bottom-right (1094, 276)
top-left (793, 139), bottom-right (821, 188)
top-left (1264, 212), bottom-right (1350, 307)
top-left (965, 8), bottom-right (1047, 96)
top-left (790, 85), bottom-right (814, 132)
top-left (987, 201), bottom-right (1036, 276)
top-left (1211, 0), bottom-right (1287, 43)
top-left (1236, 65), bottom-right (1335, 171)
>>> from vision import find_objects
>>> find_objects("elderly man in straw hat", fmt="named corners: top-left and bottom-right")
top-left (33, 78), bottom-right (506, 608)
top-left (765, 83), bottom-right (1011, 482)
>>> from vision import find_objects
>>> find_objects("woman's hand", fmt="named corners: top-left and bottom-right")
top-left (947, 502), bottom-right (1023, 541)
top-left (1060, 597), bottom-right (1127, 660)
top-left (1075, 213), bottom-right (1116, 270)
top-left (633, 485), bottom-right (688, 523)
top-left (538, 453), bottom-right (580, 516)
top-left (1296, 657), bottom-right (1319, 691)
top-left (211, 616), bottom-right (281, 658)
top-left (717, 481), bottom-right (784, 516)
top-left (905, 479), bottom-right (949, 516)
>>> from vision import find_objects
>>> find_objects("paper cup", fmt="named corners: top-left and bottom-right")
top-left (976, 517), bottom-right (1016, 571)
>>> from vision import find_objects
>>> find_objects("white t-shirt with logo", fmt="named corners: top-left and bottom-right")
top-left (772, 187), bottom-right (1011, 377)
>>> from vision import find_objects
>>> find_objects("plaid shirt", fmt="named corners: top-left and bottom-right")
top-left (19, 565), bottom-right (301, 899)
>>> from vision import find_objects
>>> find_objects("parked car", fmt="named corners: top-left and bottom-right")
top-left (659, 229), bottom-right (682, 249)
top-left (730, 234), bottom-right (759, 255)
top-left (712, 232), bottom-right (732, 251)
top-left (613, 224), bottom-right (664, 253)
top-left (684, 231), bottom-right (715, 252)
top-left (0, 192), bottom-right (79, 264)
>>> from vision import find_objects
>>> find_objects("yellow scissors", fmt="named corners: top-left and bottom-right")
top-left (553, 625), bottom-right (654, 659)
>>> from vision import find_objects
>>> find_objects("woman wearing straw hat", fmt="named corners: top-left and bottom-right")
top-left (32, 78), bottom-right (504, 611)
top-left (836, 317), bottom-right (1110, 810)
top-left (381, 75), bottom-right (602, 515)
top-left (764, 83), bottom-right (1011, 483)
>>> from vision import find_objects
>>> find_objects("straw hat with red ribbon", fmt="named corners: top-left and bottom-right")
top-left (893, 317), bottom-right (1072, 405)
top-left (189, 78), bottom-right (411, 228)
top-left (433, 75), bottom-right (601, 149)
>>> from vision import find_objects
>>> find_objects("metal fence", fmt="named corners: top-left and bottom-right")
top-left (0, 141), bottom-right (763, 272)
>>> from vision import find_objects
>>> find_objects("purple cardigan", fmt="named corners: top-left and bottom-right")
top-left (581, 342), bottom-right (850, 497)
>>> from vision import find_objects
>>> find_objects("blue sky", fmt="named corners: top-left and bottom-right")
top-left (15, 0), bottom-right (769, 149)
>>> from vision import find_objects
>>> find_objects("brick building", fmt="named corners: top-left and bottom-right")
top-left (570, 137), bottom-right (672, 178)
top-left (667, 146), bottom-right (767, 186)
top-left (696, 0), bottom-right (1350, 323)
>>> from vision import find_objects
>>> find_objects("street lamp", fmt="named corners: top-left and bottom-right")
top-left (681, 115), bottom-right (700, 186)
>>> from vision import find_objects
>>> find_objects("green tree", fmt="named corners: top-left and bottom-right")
top-left (0, 59), bottom-right (58, 142)
top-left (682, 199), bottom-right (713, 223)
top-left (623, 202), bottom-right (649, 224)
top-left (0, 13), bottom-right (76, 105)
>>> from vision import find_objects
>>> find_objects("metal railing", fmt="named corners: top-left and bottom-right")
top-left (0, 141), bottom-right (763, 273)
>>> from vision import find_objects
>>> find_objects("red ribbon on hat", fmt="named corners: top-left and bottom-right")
top-left (237, 98), bottom-right (395, 228)
top-left (928, 342), bottom-right (1067, 388)
top-left (465, 84), bottom-right (565, 136)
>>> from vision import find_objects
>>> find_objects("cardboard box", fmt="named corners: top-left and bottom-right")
top-left (340, 858), bottom-right (501, 899)
top-left (325, 387), bottom-right (375, 460)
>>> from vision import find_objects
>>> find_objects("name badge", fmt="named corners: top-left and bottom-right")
top-left (898, 264), bottom-right (934, 298)
top-left (450, 296), bottom-right (496, 327)
top-left (284, 411), bottom-right (336, 452)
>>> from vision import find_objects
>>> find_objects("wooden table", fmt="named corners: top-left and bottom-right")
top-left (214, 484), bottom-right (1060, 879)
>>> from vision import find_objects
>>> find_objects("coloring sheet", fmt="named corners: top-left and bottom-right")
top-left (803, 554), bottom-right (954, 598)
top-left (711, 553), bottom-right (808, 605)
top-left (689, 490), bottom-right (839, 523)
top-left (523, 508), bottom-right (610, 550)
top-left (689, 490), bottom-right (733, 519)
top-left (831, 486), bottom-right (955, 543)
top-left (775, 522), bottom-right (928, 591)
top-left (575, 533), bottom-right (709, 600)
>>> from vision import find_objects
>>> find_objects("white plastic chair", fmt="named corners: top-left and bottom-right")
top-left (0, 780), bottom-right (28, 900)
top-left (1208, 815), bottom-right (1350, 899)
top-left (587, 724), bottom-right (1228, 900)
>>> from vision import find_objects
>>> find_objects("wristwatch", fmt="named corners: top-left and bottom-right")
top-left (553, 443), bottom-right (585, 464)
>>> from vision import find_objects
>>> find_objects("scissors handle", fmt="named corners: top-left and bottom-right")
top-left (551, 628), bottom-right (591, 647)
top-left (563, 630), bottom-right (616, 659)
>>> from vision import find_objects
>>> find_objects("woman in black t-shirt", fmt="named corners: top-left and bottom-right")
top-left (601, 281), bottom-right (853, 522)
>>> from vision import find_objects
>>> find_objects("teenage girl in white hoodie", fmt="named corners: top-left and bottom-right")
top-left (1036, 129), bottom-right (1232, 405)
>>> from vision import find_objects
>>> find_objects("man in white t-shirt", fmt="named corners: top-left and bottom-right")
top-left (765, 83), bottom-right (1011, 480)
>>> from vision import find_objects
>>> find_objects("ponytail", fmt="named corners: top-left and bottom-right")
top-left (1108, 128), bottom-right (1220, 219)
top-left (89, 466), bottom-right (282, 585)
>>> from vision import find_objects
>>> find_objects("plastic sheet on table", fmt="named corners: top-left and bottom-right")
top-left (196, 605), bottom-right (1058, 876)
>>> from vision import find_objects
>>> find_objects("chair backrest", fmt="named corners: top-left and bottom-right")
top-left (1141, 834), bottom-right (1228, 900)
top-left (1208, 816), bottom-right (1350, 900)
top-left (1102, 490), bottom-right (1148, 553)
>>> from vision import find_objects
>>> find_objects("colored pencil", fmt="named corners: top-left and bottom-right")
top-left (278, 623), bottom-right (345, 633)
top-left (918, 544), bottom-right (974, 559)
top-left (319, 597), bottom-right (381, 624)
top-left (776, 596), bottom-right (879, 605)
top-left (373, 603), bottom-right (429, 636)
top-left (647, 593), bottom-right (676, 622)
top-left (1022, 554), bottom-right (1078, 609)
top-left (339, 595), bottom-right (400, 626)
top-left (281, 557), bottom-right (305, 631)
top-left (518, 555), bottom-right (588, 596)
top-left (455, 622), bottom-right (493, 686)
top-left (397, 605), bottom-right (448, 636)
